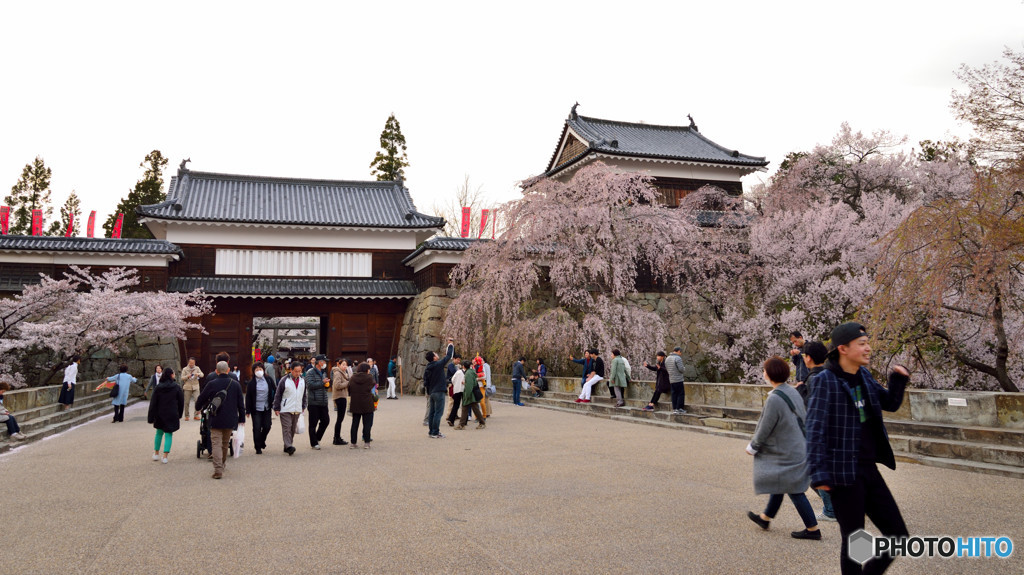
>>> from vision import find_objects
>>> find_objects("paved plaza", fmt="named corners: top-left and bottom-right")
top-left (1, 397), bottom-right (1021, 574)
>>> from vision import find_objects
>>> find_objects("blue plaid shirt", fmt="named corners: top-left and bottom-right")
top-left (806, 366), bottom-right (906, 487)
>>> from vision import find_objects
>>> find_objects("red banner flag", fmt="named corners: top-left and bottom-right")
top-left (478, 209), bottom-right (489, 239)
top-left (111, 213), bottom-right (124, 238)
top-left (65, 213), bottom-right (75, 237)
top-left (460, 207), bottom-right (471, 238)
top-left (0, 206), bottom-right (9, 235)
top-left (31, 209), bottom-right (43, 236)
top-left (86, 211), bottom-right (96, 237)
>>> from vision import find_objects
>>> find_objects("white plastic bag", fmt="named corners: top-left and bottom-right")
top-left (521, 381), bottom-right (530, 391)
top-left (232, 426), bottom-right (245, 458)
top-left (296, 413), bottom-right (306, 435)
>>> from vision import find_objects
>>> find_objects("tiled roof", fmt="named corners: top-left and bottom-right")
top-left (547, 113), bottom-right (769, 175)
top-left (167, 277), bottom-right (418, 298)
top-left (402, 236), bottom-right (481, 264)
top-left (0, 235), bottom-right (183, 257)
top-left (138, 169), bottom-right (445, 230)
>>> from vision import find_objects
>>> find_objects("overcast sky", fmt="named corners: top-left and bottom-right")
top-left (1, 1), bottom-right (1022, 231)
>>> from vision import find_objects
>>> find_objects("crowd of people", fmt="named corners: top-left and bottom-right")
top-left (20, 323), bottom-right (912, 573)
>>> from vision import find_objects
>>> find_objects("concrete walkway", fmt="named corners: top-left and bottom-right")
top-left (0, 398), bottom-right (1021, 574)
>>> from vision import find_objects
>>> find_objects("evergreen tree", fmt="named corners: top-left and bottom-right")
top-left (4, 156), bottom-right (53, 235)
top-left (47, 191), bottom-right (82, 236)
top-left (369, 114), bottom-right (410, 181)
top-left (103, 150), bottom-right (168, 238)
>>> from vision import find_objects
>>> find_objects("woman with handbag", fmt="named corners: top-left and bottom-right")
top-left (455, 361), bottom-right (485, 430)
top-left (348, 362), bottom-right (376, 449)
top-left (745, 356), bottom-right (820, 540)
top-left (106, 364), bottom-right (137, 423)
top-left (147, 367), bottom-right (183, 463)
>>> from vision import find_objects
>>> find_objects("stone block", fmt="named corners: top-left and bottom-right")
top-left (725, 384), bottom-right (763, 408)
top-left (909, 391), bottom-right (998, 427)
top-left (996, 394), bottom-right (1024, 430)
top-left (138, 343), bottom-right (177, 360)
top-left (703, 384), bottom-right (725, 407)
top-left (685, 383), bottom-right (704, 406)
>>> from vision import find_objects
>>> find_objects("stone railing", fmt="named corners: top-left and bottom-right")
top-left (2, 381), bottom-right (103, 412)
top-left (492, 374), bottom-right (1024, 430)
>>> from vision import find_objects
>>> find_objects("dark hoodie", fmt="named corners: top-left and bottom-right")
top-left (148, 378), bottom-right (184, 433)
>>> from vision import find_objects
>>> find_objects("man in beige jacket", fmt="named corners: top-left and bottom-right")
top-left (180, 357), bottom-right (204, 420)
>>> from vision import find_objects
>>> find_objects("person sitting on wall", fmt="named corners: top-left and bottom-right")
top-left (0, 382), bottom-right (28, 441)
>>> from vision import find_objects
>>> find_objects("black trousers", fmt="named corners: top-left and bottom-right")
top-left (648, 390), bottom-right (664, 405)
top-left (251, 409), bottom-right (272, 450)
top-left (670, 382), bottom-right (686, 410)
top-left (112, 405), bottom-right (125, 422)
top-left (333, 398), bottom-right (348, 442)
top-left (447, 392), bottom-right (463, 423)
top-left (307, 404), bottom-right (330, 447)
top-left (350, 412), bottom-right (373, 444)
top-left (830, 462), bottom-right (909, 575)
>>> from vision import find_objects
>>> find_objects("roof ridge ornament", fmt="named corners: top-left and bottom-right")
top-left (178, 157), bottom-right (191, 172)
top-left (569, 102), bottom-right (579, 120)
top-left (687, 114), bottom-right (699, 132)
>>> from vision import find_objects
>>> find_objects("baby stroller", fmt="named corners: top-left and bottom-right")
top-left (196, 403), bottom-right (234, 459)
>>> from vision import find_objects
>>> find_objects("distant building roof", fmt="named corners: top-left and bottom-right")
top-left (546, 109), bottom-right (769, 176)
top-left (138, 168), bottom-right (445, 230)
top-left (167, 277), bottom-right (418, 299)
top-left (402, 236), bottom-right (481, 265)
top-left (0, 235), bottom-right (183, 258)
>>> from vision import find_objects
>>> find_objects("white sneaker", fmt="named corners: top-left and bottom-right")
top-left (816, 512), bottom-right (837, 522)
top-left (11, 433), bottom-right (27, 440)
top-left (161, 457), bottom-right (169, 464)
top-left (152, 454), bottom-right (159, 461)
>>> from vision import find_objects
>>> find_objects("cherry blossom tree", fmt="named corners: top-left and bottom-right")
top-left (868, 162), bottom-right (1024, 391)
top-left (0, 266), bottom-right (212, 388)
top-left (683, 125), bottom-right (924, 383)
top-left (444, 162), bottom-right (695, 370)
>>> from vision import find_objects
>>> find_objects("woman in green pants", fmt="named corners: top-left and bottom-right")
top-left (147, 367), bottom-right (184, 464)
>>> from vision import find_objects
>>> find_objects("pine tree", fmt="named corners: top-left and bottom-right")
top-left (369, 114), bottom-right (410, 181)
top-left (4, 156), bottom-right (53, 235)
top-left (103, 150), bottom-right (169, 238)
top-left (47, 191), bottom-right (82, 236)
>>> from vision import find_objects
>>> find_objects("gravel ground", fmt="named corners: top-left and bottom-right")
top-left (0, 398), bottom-right (1021, 574)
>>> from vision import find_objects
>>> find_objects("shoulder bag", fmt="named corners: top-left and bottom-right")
top-left (773, 388), bottom-right (806, 437)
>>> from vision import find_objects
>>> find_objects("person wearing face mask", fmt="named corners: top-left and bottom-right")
top-left (246, 361), bottom-right (276, 455)
top-left (304, 354), bottom-right (331, 450)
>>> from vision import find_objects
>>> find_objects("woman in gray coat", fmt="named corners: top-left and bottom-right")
top-left (745, 356), bottom-right (820, 540)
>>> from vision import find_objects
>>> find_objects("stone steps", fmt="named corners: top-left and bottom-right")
top-left (1, 394), bottom-right (141, 455)
top-left (493, 387), bottom-right (1024, 479)
top-left (889, 434), bottom-right (1024, 468)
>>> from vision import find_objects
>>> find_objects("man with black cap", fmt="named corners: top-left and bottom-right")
top-left (805, 322), bottom-right (910, 575)
top-left (304, 354), bottom-right (331, 450)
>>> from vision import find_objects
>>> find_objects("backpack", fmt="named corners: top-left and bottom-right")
top-left (207, 387), bottom-right (229, 417)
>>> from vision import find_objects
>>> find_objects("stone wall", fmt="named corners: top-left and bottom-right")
top-left (77, 334), bottom-right (182, 384)
top-left (395, 287), bottom-right (723, 390)
top-left (396, 287), bottom-right (457, 394)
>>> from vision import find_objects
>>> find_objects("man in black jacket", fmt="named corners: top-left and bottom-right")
top-left (304, 354), bottom-right (331, 450)
top-left (195, 361), bottom-right (246, 479)
top-left (424, 339), bottom-right (455, 438)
